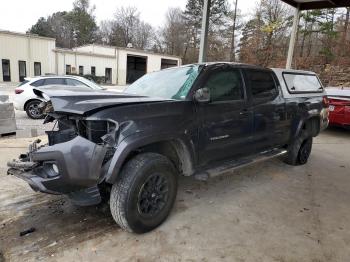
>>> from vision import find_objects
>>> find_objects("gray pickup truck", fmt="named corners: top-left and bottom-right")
top-left (8, 63), bottom-right (329, 233)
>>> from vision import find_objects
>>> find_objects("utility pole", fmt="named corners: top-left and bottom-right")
top-left (286, 4), bottom-right (300, 69)
top-left (198, 0), bottom-right (211, 63)
top-left (230, 0), bottom-right (238, 62)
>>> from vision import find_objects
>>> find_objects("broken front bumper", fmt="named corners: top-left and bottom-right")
top-left (8, 136), bottom-right (107, 205)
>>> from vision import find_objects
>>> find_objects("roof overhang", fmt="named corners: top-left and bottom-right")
top-left (281, 0), bottom-right (350, 10)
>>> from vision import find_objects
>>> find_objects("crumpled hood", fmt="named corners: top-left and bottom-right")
top-left (34, 88), bottom-right (171, 116)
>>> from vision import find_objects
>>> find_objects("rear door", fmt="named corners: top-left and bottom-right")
top-left (197, 65), bottom-right (254, 166)
top-left (243, 69), bottom-right (289, 151)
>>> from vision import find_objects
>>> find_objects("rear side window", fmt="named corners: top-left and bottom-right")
top-left (245, 70), bottom-right (277, 99)
top-left (66, 79), bottom-right (89, 88)
top-left (30, 79), bottom-right (44, 87)
top-left (283, 73), bottom-right (323, 93)
top-left (18, 80), bottom-right (29, 87)
top-left (43, 78), bottom-right (65, 86)
top-left (204, 69), bottom-right (244, 102)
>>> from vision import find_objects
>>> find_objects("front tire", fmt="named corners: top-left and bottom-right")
top-left (284, 131), bottom-right (313, 166)
top-left (25, 100), bottom-right (45, 119)
top-left (110, 153), bottom-right (178, 234)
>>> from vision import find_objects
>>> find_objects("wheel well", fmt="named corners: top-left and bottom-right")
top-left (24, 99), bottom-right (42, 110)
top-left (302, 117), bottom-right (320, 137)
top-left (126, 140), bottom-right (194, 176)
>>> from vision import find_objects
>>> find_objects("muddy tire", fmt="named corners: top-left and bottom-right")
top-left (284, 131), bottom-right (313, 166)
top-left (25, 100), bottom-right (45, 119)
top-left (110, 153), bottom-right (178, 234)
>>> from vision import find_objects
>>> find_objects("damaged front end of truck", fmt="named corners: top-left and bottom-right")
top-left (7, 89), bottom-right (132, 206)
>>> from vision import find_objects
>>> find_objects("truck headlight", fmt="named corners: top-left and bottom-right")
top-left (52, 164), bottom-right (59, 174)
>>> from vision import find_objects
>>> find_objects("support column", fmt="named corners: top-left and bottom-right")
top-left (198, 0), bottom-right (211, 63)
top-left (286, 5), bottom-right (301, 69)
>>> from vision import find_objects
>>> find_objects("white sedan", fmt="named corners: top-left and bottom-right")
top-left (14, 75), bottom-right (105, 119)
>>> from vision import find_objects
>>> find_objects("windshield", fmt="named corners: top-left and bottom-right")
top-left (125, 65), bottom-right (202, 100)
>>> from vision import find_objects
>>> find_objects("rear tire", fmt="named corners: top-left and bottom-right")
top-left (110, 153), bottom-right (178, 234)
top-left (284, 131), bottom-right (313, 166)
top-left (25, 100), bottom-right (45, 119)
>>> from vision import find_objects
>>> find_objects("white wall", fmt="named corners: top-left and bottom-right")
top-left (0, 34), bottom-right (182, 85)
top-left (55, 51), bottom-right (117, 84)
top-left (0, 32), bottom-right (55, 83)
top-left (75, 45), bottom-right (116, 56)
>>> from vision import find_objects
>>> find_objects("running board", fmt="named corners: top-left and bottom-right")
top-left (194, 148), bottom-right (287, 180)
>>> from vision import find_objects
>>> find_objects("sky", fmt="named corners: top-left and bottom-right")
top-left (0, 0), bottom-right (258, 33)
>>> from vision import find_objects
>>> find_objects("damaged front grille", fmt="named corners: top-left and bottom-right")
top-left (77, 120), bottom-right (117, 145)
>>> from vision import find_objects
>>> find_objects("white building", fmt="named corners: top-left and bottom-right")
top-left (0, 30), bottom-right (181, 85)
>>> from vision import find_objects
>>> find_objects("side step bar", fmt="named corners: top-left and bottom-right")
top-left (194, 148), bottom-right (287, 180)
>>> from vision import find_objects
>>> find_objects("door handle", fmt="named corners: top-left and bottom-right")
top-left (239, 109), bottom-right (249, 115)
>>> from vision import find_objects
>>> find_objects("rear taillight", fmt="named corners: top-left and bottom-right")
top-left (322, 96), bottom-right (329, 107)
top-left (15, 89), bottom-right (24, 94)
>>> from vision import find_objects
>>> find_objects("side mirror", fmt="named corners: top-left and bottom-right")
top-left (194, 87), bottom-right (210, 103)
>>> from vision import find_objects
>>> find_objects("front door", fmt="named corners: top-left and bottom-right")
top-left (196, 66), bottom-right (254, 166)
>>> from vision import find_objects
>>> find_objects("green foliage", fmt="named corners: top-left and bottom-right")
top-left (183, 0), bottom-right (229, 29)
top-left (28, 17), bottom-right (54, 37)
top-left (28, 0), bottom-right (97, 48)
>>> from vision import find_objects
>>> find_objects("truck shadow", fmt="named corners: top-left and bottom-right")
top-left (324, 126), bottom-right (350, 138)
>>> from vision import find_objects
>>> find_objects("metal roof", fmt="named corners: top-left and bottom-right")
top-left (281, 0), bottom-right (350, 10)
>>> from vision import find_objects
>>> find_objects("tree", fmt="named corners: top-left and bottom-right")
top-left (182, 0), bottom-right (231, 62)
top-left (100, 7), bottom-right (154, 49)
top-left (28, 17), bottom-right (54, 37)
top-left (28, 0), bottom-right (98, 48)
top-left (239, 0), bottom-right (292, 66)
top-left (68, 0), bottom-right (98, 46)
top-left (159, 8), bottom-right (187, 56)
top-left (183, 0), bottom-right (229, 47)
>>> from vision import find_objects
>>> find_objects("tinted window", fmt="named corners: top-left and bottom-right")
top-left (2, 59), bottom-right (11, 82)
top-left (66, 65), bottom-right (71, 75)
top-left (30, 79), bottom-right (44, 87)
top-left (34, 62), bottom-right (41, 76)
top-left (283, 73), bottom-right (322, 93)
top-left (43, 78), bottom-right (65, 86)
top-left (66, 79), bottom-right (89, 88)
top-left (18, 80), bottom-right (29, 87)
top-left (245, 70), bottom-right (277, 99)
top-left (204, 69), bottom-right (243, 102)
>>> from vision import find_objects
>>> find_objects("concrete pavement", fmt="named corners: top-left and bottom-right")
top-left (0, 127), bottom-right (349, 261)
